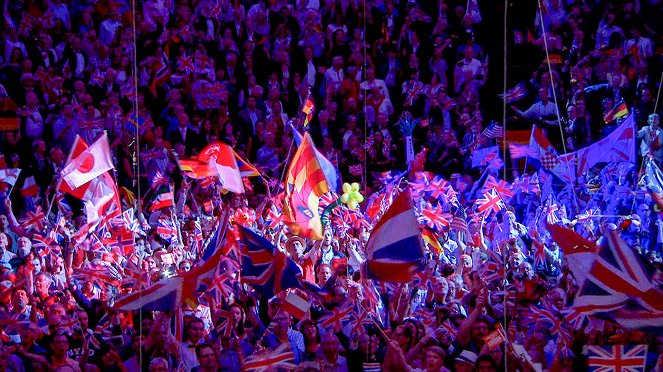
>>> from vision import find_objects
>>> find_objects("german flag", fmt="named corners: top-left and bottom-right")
top-left (421, 227), bottom-right (443, 255)
top-left (302, 98), bottom-right (315, 127)
top-left (603, 100), bottom-right (628, 124)
top-left (283, 133), bottom-right (330, 240)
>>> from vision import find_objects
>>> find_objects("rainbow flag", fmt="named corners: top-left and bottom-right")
top-left (283, 133), bottom-right (330, 240)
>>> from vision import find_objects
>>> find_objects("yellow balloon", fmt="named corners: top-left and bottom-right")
top-left (342, 183), bottom-right (352, 193)
top-left (340, 194), bottom-right (350, 203)
top-left (351, 182), bottom-right (360, 191)
top-left (355, 193), bottom-right (364, 203)
top-left (348, 200), bottom-right (358, 210)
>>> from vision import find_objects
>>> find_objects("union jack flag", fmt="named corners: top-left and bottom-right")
top-left (264, 204), bottom-right (282, 229)
top-left (176, 55), bottom-right (195, 74)
top-left (242, 344), bottom-right (296, 372)
top-left (417, 205), bottom-right (450, 232)
top-left (318, 302), bottom-right (354, 332)
top-left (572, 230), bottom-right (663, 331)
top-left (586, 345), bottom-right (647, 372)
top-left (484, 176), bottom-right (513, 200)
top-left (20, 208), bottom-right (47, 232)
top-left (512, 173), bottom-right (540, 194)
top-left (156, 217), bottom-right (179, 245)
top-left (475, 188), bottom-right (505, 215)
top-left (238, 226), bottom-right (302, 298)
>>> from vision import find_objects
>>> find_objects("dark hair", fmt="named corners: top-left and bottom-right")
top-left (195, 344), bottom-right (215, 359)
top-left (476, 354), bottom-right (499, 369)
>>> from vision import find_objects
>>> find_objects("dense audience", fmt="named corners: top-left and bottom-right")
top-left (0, 0), bottom-right (662, 371)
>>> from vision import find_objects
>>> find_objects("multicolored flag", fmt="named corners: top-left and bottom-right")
top-left (283, 132), bottom-right (331, 240)
top-left (365, 191), bottom-right (425, 282)
top-left (302, 98), bottom-right (315, 127)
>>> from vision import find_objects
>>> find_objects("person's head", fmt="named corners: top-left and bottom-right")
top-left (196, 344), bottom-right (218, 369)
top-left (35, 272), bottom-right (52, 295)
top-left (75, 308), bottom-right (89, 329)
top-left (286, 237), bottom-right (306, 260)
top-left (648, 113), bottom-right (660, 128)
top-left (413, 345), bottom-right (440, 371)
top-left (299, 320), bottom-right (320, 344)
top-left (358, 333), bottom-right (379, 354)
top-left (316, 264), bottom-right (332, 284)
top-left (11, 287), bottom-right (29, 311)
top-left (547, 287), bottom-right (567, 310)
top-left (321, 333), bottom-right (340, 359)
top-left (538, 87), bottom-right (548, 102)
top-left (518, 261), bottom-right (534, 279)
top-left (272, 311), bottom-right (292, 335)
top-left (0, 215), bottom-right (8, 231)
top-left (0, 233), bottom-right (7, 251)
top-left (471, 318), bottom-right (491, 346)
top-left (19, 322), bottom-right (40, 346)
top-left (149, 357), bottom-right (169, 372)
top-left (178, 260), bottom-right (192, 273)
top-left (186, 317), bottom-right (205, 344)
top-left (455, 350), bottom-right (479, 372)
top-left (50, 333), bottom-right (70, 356)
top-left (393, 324), bottom-right (415, 351)
top-left (229, 303), bottom-right (244, 325)
top-left (476, 354), bottom-right (499, 371)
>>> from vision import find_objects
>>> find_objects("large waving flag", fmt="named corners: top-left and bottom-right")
top-left (237, 226), bottom-right (302, 298)
top-left (290, 125), bottom-right (338, 191)
top-left (115, 231), bottom-right (232, 310)
top-left (572, 230), bottom-right (663, 332)
top-left (529, 125), bottom-right (575, 183)
top-left (365, 190), bottom-right (425, 282)
top-left (529, 116), bottom-right (636, 183)
top-left (547, 224), bottom-right (597, 284)
top-left (61, 133), bottom-right (114, 189)
top-left (283, 132), bottom-right (331, 240)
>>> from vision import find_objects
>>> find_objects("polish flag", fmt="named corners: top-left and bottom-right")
top-left (20, 176), bottom-right (39, 197)
top-left (61, 133), bottom-right (114, 189)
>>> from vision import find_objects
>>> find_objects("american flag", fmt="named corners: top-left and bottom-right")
top-left (450, 205), bottom-right (469, 234)
top-left (482, 121), bottom-right (504, 139)
top-left (586, 345), bottom-right (647, 372)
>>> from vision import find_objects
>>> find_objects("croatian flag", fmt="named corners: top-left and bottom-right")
top-left (365, 190), bottom-right (425, 282)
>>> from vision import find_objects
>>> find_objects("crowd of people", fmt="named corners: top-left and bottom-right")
top-left (0, 0), bottom-right (662, 370)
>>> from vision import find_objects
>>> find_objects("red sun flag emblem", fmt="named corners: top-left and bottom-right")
top-left (79, 153), bottom-right (95, 173)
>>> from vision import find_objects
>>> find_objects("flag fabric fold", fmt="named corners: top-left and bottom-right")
top-left (283, 132), bottom-right (331, 240)
top-left (365, 190), bottom-right (425, 282)
top-left (61, 133), bottom-right (114, 189)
